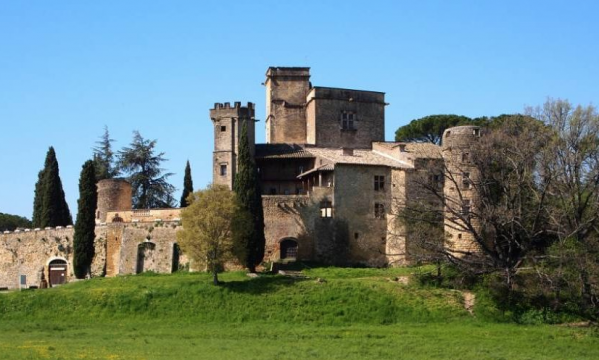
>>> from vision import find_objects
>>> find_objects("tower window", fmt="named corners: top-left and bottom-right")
top-left (220, 164), bottom-right (227, 176)
top-left (461, 199), bottom-right (471, 217)
top-left (374, 203), bottom-right (385, 219)
top-left (320, 200), bottom-right (333, 218)
top-left (473, 128), bottom-right (480, 136)
top-left (374, 175), bottom-right (385, 191)
top-left (462, 172), bottom-right (471, 189)
top-left (220, 126), bottom-right (227, 132)
top-left (341, 112), bottom-right (356, 130)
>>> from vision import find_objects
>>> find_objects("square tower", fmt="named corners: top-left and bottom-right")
top-left (265, 67), bottom-right (311, 144)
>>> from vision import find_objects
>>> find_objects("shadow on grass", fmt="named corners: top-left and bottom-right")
top-left (220, 275), bottom-right (309, 294)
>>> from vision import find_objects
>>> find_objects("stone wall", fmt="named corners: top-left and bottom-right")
top-left (265, 67), bottom-right (310, 144)
top-left (105, 208), bottom-right (181, 223)
top-left (306, 87), bottom-right (385, 149)
top-left (96, 179), bottom-right (132, 223)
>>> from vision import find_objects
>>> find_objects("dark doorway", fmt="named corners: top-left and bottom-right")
top-left (280, 239), bottom-right (298, 260)
top-left (48, 259), bottom-right (68, 287)
top-left (136, 242), bottom-right (156, 274)
top-left (171, 243), bottom-right (181, 273)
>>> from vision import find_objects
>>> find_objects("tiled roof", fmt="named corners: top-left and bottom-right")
top-left (297, 164), bottom-right (334, 178)
top-left (255, 144), bottom-right (315, 159)
top-left (306, 148), bottom-right (412, 168)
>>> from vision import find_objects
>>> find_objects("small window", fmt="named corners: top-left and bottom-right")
top-left (446, 131), bottom-right (451, 137)
top-left (341, 111), bottom-right (356, 130)
top-left (374, 175), bottom-right (385, 191)
top-left (457, 233), bottom-right (462, 239)
top-left (220, 164), bottom-right (227, 176)
top-left (473, 128), bottom-right (480, 136)
top-left (374, 203), bottom-right (385, 219)
top-left (461, 199), bottom-right (471, 216)
top-left (320, 200), bottom-right (332, 218)
top-left (462, 172), bottom-right (471, 189)
top-left (354, 232), bottom-right (360, 240)
top-left (220, 126), bottom-right (227, 132)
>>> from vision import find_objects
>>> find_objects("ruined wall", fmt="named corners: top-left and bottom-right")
top-left (333, 164), bottom-right (390, 266)
top-left (306, 87), bottom-right (385, 149)
top-left (265, 67), bottom-right (310, 144)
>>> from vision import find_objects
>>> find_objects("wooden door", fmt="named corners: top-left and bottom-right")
top-left (49, 262), bottom-right (67, 287)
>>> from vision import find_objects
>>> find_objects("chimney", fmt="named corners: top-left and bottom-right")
top-left (342, 148), bottom-right (354, 156)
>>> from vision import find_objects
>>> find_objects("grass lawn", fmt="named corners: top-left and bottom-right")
top-left (0, 268), bottom-right (597, 359)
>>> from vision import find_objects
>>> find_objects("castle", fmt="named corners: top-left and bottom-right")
top-left (0, 67), bottom-right (480, 289)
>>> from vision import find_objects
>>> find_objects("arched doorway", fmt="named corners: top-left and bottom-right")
top-left (280, 238), bottom-right (298, 260)
top-left (48, 259), bottom-right (68, 287)
top-left (171, 243), bottom-right (181, 273)
top-left (136, 242), bottom-right (156, 274)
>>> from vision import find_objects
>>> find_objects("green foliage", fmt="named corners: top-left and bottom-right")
top-left (233, 121), bottom-right (266, 272)
top-left (117, 131), bottom-right (175, 209)
top-left (177, 185), bottom-right (241, 284)
top-left (92, 125), bottom-right (118, 181)
top-left (394, 114), bottom-right (475, 144)
top-left (73, 160), bottom-right (97, 279)
top-left (0, 212), bottom-right (31, 231)
top-left (180, 160), bottom-right (193, 207)
top-left (32, 147), bottom-right (72, 228)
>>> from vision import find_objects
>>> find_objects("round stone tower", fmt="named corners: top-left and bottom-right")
top-left (441, 125), bottom-right (482, 255)
top-left (96, 179), bottom-right (132, 224)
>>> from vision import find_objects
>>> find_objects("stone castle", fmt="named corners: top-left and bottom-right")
top-left (0, 67), bottom-right (480, 289)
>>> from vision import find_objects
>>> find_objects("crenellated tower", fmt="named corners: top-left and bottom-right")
top-left (209, 102), bottom-right (256, 189)
top-left (265, 67), bottom-right (311, 144)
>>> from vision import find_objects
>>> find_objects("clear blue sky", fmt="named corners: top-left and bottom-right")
top-left (1, 0), bottom-right (598, 219)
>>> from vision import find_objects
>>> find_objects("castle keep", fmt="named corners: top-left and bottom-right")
top-left (0, 66), bottom-right (481, 289)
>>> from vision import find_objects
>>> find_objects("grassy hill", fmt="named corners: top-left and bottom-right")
top-left (0, 267), bottom-right (597, 359)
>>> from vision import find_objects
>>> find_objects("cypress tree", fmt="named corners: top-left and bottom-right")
top-left (180, 160), bottom-right (194, 207)
top-left (40, 147), bottom-right (72, 227)
top-left (73, 160), bottom-right (97, 278)
top-left (233, 122), bottom-right (265, 272)
top-left (32, 170), bottom-right (45, 228)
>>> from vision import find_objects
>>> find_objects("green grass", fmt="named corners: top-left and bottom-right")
top-left (0, 269), bottom-right (597, 359)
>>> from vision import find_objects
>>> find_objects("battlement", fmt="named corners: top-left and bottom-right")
top-left (211, 102), bottom-right (255, 110)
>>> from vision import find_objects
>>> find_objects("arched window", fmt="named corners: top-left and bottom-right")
top-left (280, 239), bottom-right (298, 260)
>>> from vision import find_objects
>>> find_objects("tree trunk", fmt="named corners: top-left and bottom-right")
top-left (213, 271), bottom-right (219, 285)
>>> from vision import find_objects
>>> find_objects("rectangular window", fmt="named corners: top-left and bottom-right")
top-left (461, 199), bottom-right (471, 217)
top-left (220, 125), bottom-right (227, 132)
top-left (374, 203), bottom-right (385, 219)
top-left (462, 172), bottom-right (471, 189)
top-left (320, 201), bottom-right (332, 218)
top-left (341, 112), bottom-right (356, 130)
top-left (220, 164), bottom-right (227, 176)
top-left (374, 175), bottom-right (385, 191)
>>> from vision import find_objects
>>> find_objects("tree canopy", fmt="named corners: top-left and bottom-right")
top-left (73, 160), bottom-right (98, 279)
top-left (395, 114), bottom-right (474, 145)
top-left (93, 126), bottom-right (119, 181)
top-left (32, 147), bottom-right (72, 228)
top-left (0, 213), bottom-right (31, 231)
top-left (177, 185), bottom-right (249, 285)
top-left (232, 122), bottom-right (266, 272)
top-left (180, 160), bottom-right (193, 208)
top-left (117, 131), bottom-right (175, 209)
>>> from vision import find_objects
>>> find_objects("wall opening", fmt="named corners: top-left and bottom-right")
top-left (136, 242), bottom-right (156, 274)
top-left (280, 238), bottom-right (298, 260)
top-left (48, 259), bottom-right (68, 287)
top-left (172, 243), bottom-right (181, 273)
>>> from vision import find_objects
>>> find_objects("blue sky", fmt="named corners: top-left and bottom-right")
top-left (1, 0), bottom-right (598, 218)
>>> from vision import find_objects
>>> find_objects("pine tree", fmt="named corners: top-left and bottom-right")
top-left (233, 122), bottom-right (265, 272)
top-left (180, 160), bottom-right (194, 207)
top-left (73, 160), bottom-right (97, 278)
top-left (93, 126), bottom-right (118, 181)
top-left (32, 170), bottom-right (44, 228)
top-left (40, 147), bottom-right (73, 227)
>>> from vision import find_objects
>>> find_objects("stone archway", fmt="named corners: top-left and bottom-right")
top-left (48, 258), bottom-right (68, 287)
top-left (136, 242), bottom-right (156, 274)
top-left (280, 238), bottom-right (298, 260)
